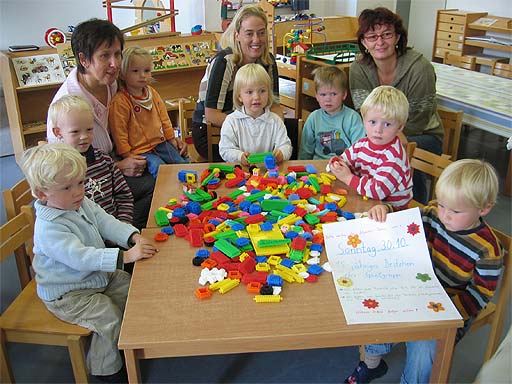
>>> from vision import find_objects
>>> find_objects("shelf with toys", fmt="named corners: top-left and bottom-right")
top-left (0, 32), bottom-right (217, 156)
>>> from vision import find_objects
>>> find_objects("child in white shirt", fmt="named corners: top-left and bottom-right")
top-left (219, 63), bottom-right (292, 166)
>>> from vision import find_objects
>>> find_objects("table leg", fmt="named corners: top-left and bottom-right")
top-left (430, 327), bottom-right (457, 383)
top-left (504, 151), bottom-right (511, 197)
top-left (124, 349), bottom-right (141, 383)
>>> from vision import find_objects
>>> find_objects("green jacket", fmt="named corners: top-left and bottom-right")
top-left (349, 48), bottom-right (443, 139)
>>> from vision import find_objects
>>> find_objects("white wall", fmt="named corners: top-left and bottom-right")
top-left (0, 0), bottom-right (205, 51)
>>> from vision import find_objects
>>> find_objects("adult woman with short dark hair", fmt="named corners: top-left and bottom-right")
top-left (47, 18), bottom-right (153, 229)
top-left (349, 7), bottom-right (443, 205)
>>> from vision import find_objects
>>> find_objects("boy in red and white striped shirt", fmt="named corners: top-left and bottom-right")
top-left (329, 85), bottom-right (412, 210)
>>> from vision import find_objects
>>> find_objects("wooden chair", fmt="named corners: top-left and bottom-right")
top-left (284, 118), bottom-right (304, 160)
top-left (409, 147), bottom-right (452, 207)
top-left (178, 98), bottom-right (207, 163)
top-left (206, 122), bottom-right (221, 163)
top-left (437, 107), bottom-right (463, 160)
top-left (2, 179), bottom-right (34, 288)
top-left (491, 62), bottom-right (512, 79)
top-left (468, 228), bottom-right (511, 362)
top-left (0, 206), bottom-right (91, 383)
top-left (443, 53), bottom-right (476, 71)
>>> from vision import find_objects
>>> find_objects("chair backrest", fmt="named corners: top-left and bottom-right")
top-left (207, 122), bottom-right (221, 163)
top-left (178, 98), bottom-right (195, 142)
top-left (481, 228), bottom-right (512, 361)
top-left (410, 147), bottom-right (452, 201)
top-left (0, 205), bottom-right (34, 289)
top-left (437, 107), bottom-right (463, 160)
top-left (284, 118), bottom-right (304, 160)
top-left (491, 62), bottom-right (512, 79)
top-left (405, 141), bottom-right (417, 162)
top-left (443, 52), bottom-right (476, 71)
top-left (2, 178), bottom-right (33, 221)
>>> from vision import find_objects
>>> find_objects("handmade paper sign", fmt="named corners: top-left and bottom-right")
top-left (323, 208), bottom-right (462, 325)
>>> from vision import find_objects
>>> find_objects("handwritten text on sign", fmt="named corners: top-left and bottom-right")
top-left (323, 208), bottom-right (462, 324)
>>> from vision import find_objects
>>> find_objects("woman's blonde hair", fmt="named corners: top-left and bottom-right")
top-left (220, 4), bottom-right (272, 66)
top-left (360, 85), bottom-right (409, 126)
top-left (48, 94), bottom-right (92, 130)
top-left (233, 63), bottom-right (274, 110)
top-left (120, 46), bottom-right (152, 82)
top-left (19, 143), bottom-right (87, 198)
top-left (436, 159), bottom-right (499, 209)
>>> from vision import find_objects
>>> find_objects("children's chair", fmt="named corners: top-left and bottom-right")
top-left (206, 122), bottom-right (221, 163)
top-left (0, 206), bottom-right (91, 383)
top-left (437, 107), bottom-right (463, 160)
top-left (178, 98), bottom-right (207, 163)
top-left (491, 62), bottom-right (512, 79)
top-left (284, 118), bottom-right (304, 160)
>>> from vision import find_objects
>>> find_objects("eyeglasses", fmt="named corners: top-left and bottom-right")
top-left (363, 31), bottom-right (396, 43)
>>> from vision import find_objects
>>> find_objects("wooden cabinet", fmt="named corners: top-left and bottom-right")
top-left (432, 10), bottom-right (511, 67)
top-left (0, 32), bottom-right (216, 156)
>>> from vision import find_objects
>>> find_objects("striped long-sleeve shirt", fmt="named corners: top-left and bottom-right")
top-left (422, 204), bottom-right (503, 319)
top-left (341, 136), bottom-right (412, 209)
top-left (84, 147), bottom-right (134, 224)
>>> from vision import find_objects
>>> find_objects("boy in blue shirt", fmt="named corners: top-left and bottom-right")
top-left (298, 66), bottom-right (365, 159)
top-left (20, 143), bottom-right (159, 382)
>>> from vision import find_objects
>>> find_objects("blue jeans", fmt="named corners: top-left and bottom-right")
top-left (407, 135), bottom-right (443, 205)
top-left (143, 141), bottom-right (189, 178)
top-left (365, 318), bottom-right (472, 383)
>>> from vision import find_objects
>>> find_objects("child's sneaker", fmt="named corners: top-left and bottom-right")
top-left (344, 360), bottom-right (388, 384)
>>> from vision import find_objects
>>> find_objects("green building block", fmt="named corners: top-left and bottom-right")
top-left (261, 199), bottom-right (289, 212)
top-left (257, 239), bottom-right (291, 247)
top-left (308, 176), bottom-right (321, 193)
top-left (228, 189), bottom-right (245, 199)
top-left (154, 210), bottom-right (169, 226)
top-left (245, 191), bottom-right (267, 202)
top-left (304, 213), bottom-right (320, 225)
top-left (209, 164), bottom-right (235, 173)
top-left (247, 152), bottom-right (273, 164)
top-left (289, 248), bottom-right (305, 262)
top-left (214, 239), bottom-right (241, 258)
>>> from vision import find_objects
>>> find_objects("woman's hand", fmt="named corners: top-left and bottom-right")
top-left (116, 155), bottom-right (147, 177)
top-left (241, 152), bottom-right (250, 167)
top-left (273, 149), bottom-right (284, 163)
top-left (170, 138), bottom-right (188, 157)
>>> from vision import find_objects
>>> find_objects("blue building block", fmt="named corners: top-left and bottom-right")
top-left (282, 204), bottom-right (296, 214)
top-left (178, 170), bottom-right (198, 183)
top-left (239, 201), bottom-right (251, 212)
top-left (196, 249), bottom-right (210, 258)
top-left (173, 207), bottom-right (186, 218)
top-left (288, 193), bottom-right (300, 201)
top-left (186, 201), bottom-right (202, 215)
top-left (310, 243), bottom-right (323, 252)
top-left (264, 155), bottom-right (276, 170)
top-left (307, 264), bottom-right (324, 275)
top-left (260, 221), bottom-right (273, 231)
top-left (255, 256), bottom-right (268, 263)
top-left (342, 211), bottom-right (355, 220)
top-left (234, 237), bottom-right (251, 247)
top-left (301, 232), bottom-right (313, 241)
top-left (305, 164), bottom-right (317, 174)
top-left (280, 258), bottom-right (295, 268)
top-left (161, 226), bottom-right (174, 235)
top-left (285, 231), bottom-right (299, 239)
top-left (249, 203), bottom-right (262, 215)
top-left (325, 202), bottom-right (338, 211)
top-left (267, 274), bottom-right (283, 286)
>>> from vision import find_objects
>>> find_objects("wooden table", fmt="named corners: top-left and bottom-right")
top-left (120, 160), bottom-right (463, 383)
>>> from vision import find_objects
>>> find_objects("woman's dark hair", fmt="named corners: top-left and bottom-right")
top-left (71, 18), bottom-right (124, 74)
top-left (356, 7), bottom-right (408, 65)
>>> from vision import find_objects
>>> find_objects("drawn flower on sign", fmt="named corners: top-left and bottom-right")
top-left (407, 222), bottom-right (421, 236)
top-left (362, 298), bottom-right (379, 309)
top-left (347, 234), bottom-right (361, 248)
top-left (337, 277), bottom-right (353, 288)
top-left (427, 301), bottom-right (445, 312)
top-left (416, 273), bottom-right (432, 282)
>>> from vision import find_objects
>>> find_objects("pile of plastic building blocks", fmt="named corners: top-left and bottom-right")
top-left (155, 156), bottom-right (364, 303)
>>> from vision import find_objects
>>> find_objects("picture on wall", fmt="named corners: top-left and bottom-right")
top-left (12, 53), bottom-right (66, 87)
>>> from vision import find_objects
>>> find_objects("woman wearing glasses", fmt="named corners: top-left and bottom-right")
top-left (349, 7), bottom-right (443, 205)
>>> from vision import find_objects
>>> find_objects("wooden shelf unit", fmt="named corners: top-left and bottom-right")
top-left (1, 32), bottom-right (216, 156)
top-left (432, 10), bottom-right (511, 67)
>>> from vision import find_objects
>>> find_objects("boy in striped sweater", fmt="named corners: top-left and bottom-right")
top-left (328, 86), bottom-right (412, 210)
top-left (49, 94), bottom-right (134, 225)
top-left (345, 159), bottom-right (502, 384)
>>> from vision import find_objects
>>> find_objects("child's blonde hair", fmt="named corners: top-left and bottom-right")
top-left (120, 46), bottom-right (152, 81)
top-left (233, 63), bottom-right (274, 110)
top-left (313, 66), bottom-right (348, 93)
top-left (220, 4), bottom-right (272, 66)
top-left (360, 85), bottom-right (409, 126)
top-left (436, 159), bottom-right (499, 210)
top-left (48, 94), bottom-right (92, 130)
top-left (20, 143), bottom-right (87, 198)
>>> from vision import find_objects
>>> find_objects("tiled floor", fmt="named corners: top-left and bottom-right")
top-left (0, 125), bottom-right (510, 383)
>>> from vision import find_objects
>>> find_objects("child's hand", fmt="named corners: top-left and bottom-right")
top-left (241, 152), bottom-right (250, 167)
top-left (123, 234), bottom-right (158, 263)
top-left (330, 160), bottom-right (353, 184)
top-left (170, 138), bottom-right (188, 157)
top-left (273, 149), bottom-right (284, 163)
top-left (367, 205), bottom-right (389, 222)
